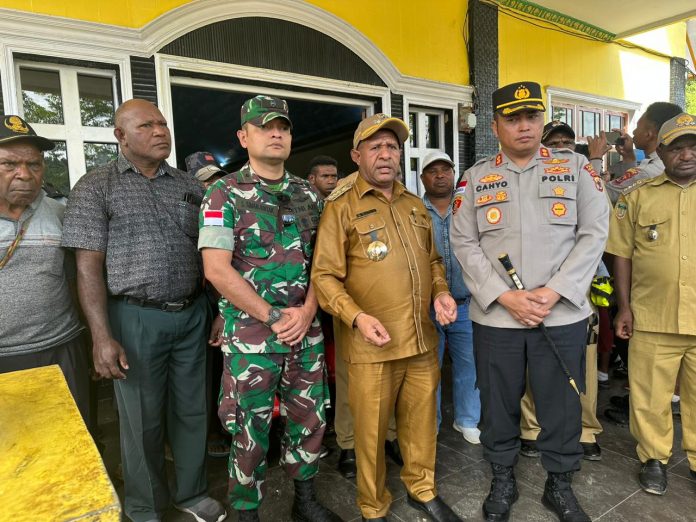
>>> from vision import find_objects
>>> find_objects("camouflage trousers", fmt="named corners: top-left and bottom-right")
top-left (219, 344), bottom-right (329, 510)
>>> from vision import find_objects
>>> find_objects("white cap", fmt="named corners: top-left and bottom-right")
top-left (422, 150), bottom-right (454, 171)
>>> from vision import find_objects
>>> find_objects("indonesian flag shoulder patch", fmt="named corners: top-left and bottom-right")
top-left (203, 210), bottom-right (224, 226)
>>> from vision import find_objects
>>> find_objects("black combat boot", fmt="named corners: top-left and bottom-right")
top-left (482, 463), bottom-right (518, 521)
top-left (542, 471), bottom-right (590, 522)
top-left (237, 509), bottom-right (260, 522)
top-left (292, 478), bottom-right (343, 522)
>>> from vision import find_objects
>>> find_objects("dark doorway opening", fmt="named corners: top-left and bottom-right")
top-left (171, 84), bottom-right (370, 178)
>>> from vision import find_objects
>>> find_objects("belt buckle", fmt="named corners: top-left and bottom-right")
top-left (162, 301), bottom-right (185, 312)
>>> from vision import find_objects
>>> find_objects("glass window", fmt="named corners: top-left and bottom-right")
top-left (43, 141), bottom-right (70, 195)
top-left (84, 142), bottom-right (118, 171)
top-left (606, 113), bottom-right (625, 132)
top-left (78, 75), bottom-right (116, 127)
top-left (580, 110), bottom-right (600, 137)
top-left (20, 68), bottom-right (64, 125)
top-left (552, 106), bottom-right (573, 127)
top-left (409, 112), bottom-right (418, 148)
top-left (425, 114), bottom-right (440, 148)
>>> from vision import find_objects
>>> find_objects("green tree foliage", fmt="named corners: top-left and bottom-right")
top-left (686, 78), bottom-right (696, 114)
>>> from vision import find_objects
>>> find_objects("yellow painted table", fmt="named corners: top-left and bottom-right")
top-left (0, 365), bottom-right (120, 521)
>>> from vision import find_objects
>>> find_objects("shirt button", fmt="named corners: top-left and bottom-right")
top-left (369, 224), bottom-right (374, 229)
top-left (682, 281), bottom-right (687, 286)
top-left (682, 255), bottom-right (688, 260)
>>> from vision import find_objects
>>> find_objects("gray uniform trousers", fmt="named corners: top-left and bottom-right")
top-left (108, 294), bottom-right (210, 522)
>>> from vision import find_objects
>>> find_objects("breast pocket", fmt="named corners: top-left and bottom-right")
top-left (409, 211), bottom-right (431, 252)
top-left (237, 221), bottom-right (275, 262)
top-left (538, 183), bottom-right (577, 226)
top-left (177, 200), bottom-right (201, 238)
top-left (353, 215), bottom-right (390, 259)
top-left (475, 196), bottom-right (510, 233)
top-left (296, 211), bottom-right (319, 259)
top-left (636, 214), bottom-right (669, 248)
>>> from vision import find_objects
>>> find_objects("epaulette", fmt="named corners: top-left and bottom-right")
top-left (326, 175), bottom-right (355, 202)
top-left (621, 178), bottom-right (647, 196)
top-left (401, 186), bottom-right (422, 200)
top-left (474, 155), bottom-right (493, 167)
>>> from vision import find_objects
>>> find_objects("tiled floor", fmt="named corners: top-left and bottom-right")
top-left (99, 369), bottom-right (696, 521)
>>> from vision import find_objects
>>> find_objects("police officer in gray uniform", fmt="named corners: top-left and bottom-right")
top-left (450, 81), bottom-right (609, 522)
top-left (604, 102), bottom-right (682, 203)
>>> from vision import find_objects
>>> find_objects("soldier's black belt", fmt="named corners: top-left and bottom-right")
top-left (114, 292), bottom-right (200, 312)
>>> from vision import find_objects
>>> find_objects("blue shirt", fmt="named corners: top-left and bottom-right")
top-left (423, 194), bottom-right (470, 301)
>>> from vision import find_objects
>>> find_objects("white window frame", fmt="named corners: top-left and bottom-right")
top-left (14, 60), bottom-right (119, 187)
top-left (407, 108), bottom-right (447, 195)
top-left (546, 86), bottom-right (641, 142)
top-left (155, 53), bottom-right (390, 168)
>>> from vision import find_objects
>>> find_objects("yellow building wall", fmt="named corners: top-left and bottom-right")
top-left (0, 0), bottom-right (470, 85)
top-left (498, 14), bottom-right (685, 111)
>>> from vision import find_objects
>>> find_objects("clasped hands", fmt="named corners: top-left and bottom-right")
top-left (498, 287), bottom-right (560, 327)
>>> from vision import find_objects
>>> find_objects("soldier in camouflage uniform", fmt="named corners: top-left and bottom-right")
top-left (198, 95), bottom-right (341, 522)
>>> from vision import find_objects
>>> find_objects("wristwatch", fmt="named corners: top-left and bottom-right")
top-left (264, 307), bottom-right (283, 327)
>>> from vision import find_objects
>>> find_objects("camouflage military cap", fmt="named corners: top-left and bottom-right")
top-left (185, 151), bottom-right (223, 182)
top-left (240, 95), bottom-right (292, 128)
top-left (353, 113), bottom-right (409, 149)
top-left (659, 113), bottom-right (696, 145)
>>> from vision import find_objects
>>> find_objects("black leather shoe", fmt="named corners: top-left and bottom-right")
top-left (639, 459), bottom-right (667, 495)
top-left (519, 439), bottom-right (540, 458)
top-left (483, 464), bottom-right (518, 521)
top-left (338, 449), bottom-right (357, 479)
top-left (407, 495), bottom-right (462, 522)
top-left (542, 472), bottom-right (590, 522)
top-left (604, 408), bottom-right (629, 427)
top-left (609, 394), bottom-right (629, 411)
top-left (361, 518), bottom-right (387, 522)
top-left (385, 439), bottom-right (404, 466)
top-left (581, 442), bottom-right (601, 461)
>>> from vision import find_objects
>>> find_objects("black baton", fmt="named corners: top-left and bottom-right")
top-left (498, 253), bottom-right (580, 396)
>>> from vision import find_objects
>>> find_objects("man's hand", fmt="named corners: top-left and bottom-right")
top-left (93, 336), bottom-right (129, 379)
top-left (614, 307), bottom-right (634, 339)
top-left (587, 132), bottom-right (611, 159)
top-left (209, 314), bottom-right (224, 347)
top-left (354, 313), bottom-right (391, 347)
top-left (273, 306), bottom-right (314, 346)
top-left (528, 287), bottom-right (561, 313)
top-left (497, 290), bottom-right (550, 327)
top-left (434, 293), bottom-right (458, 326)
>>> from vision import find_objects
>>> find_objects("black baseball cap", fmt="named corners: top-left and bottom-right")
top-left (0, 115), bottom-right (54, 151)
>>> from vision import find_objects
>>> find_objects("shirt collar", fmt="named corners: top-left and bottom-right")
top-left (422, 193), bottom-right (452, 217)
top-left (117, 153), bottom-right (171, 178)
top-left (237, 162), bottom-right (294, 187)
top-left (355, 172), bottom-right (405, 200)
top-left (650, 171), bottom-right (696, 189)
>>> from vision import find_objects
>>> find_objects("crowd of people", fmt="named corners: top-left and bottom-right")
top-left (1, 79), bottom-right (695, 522)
